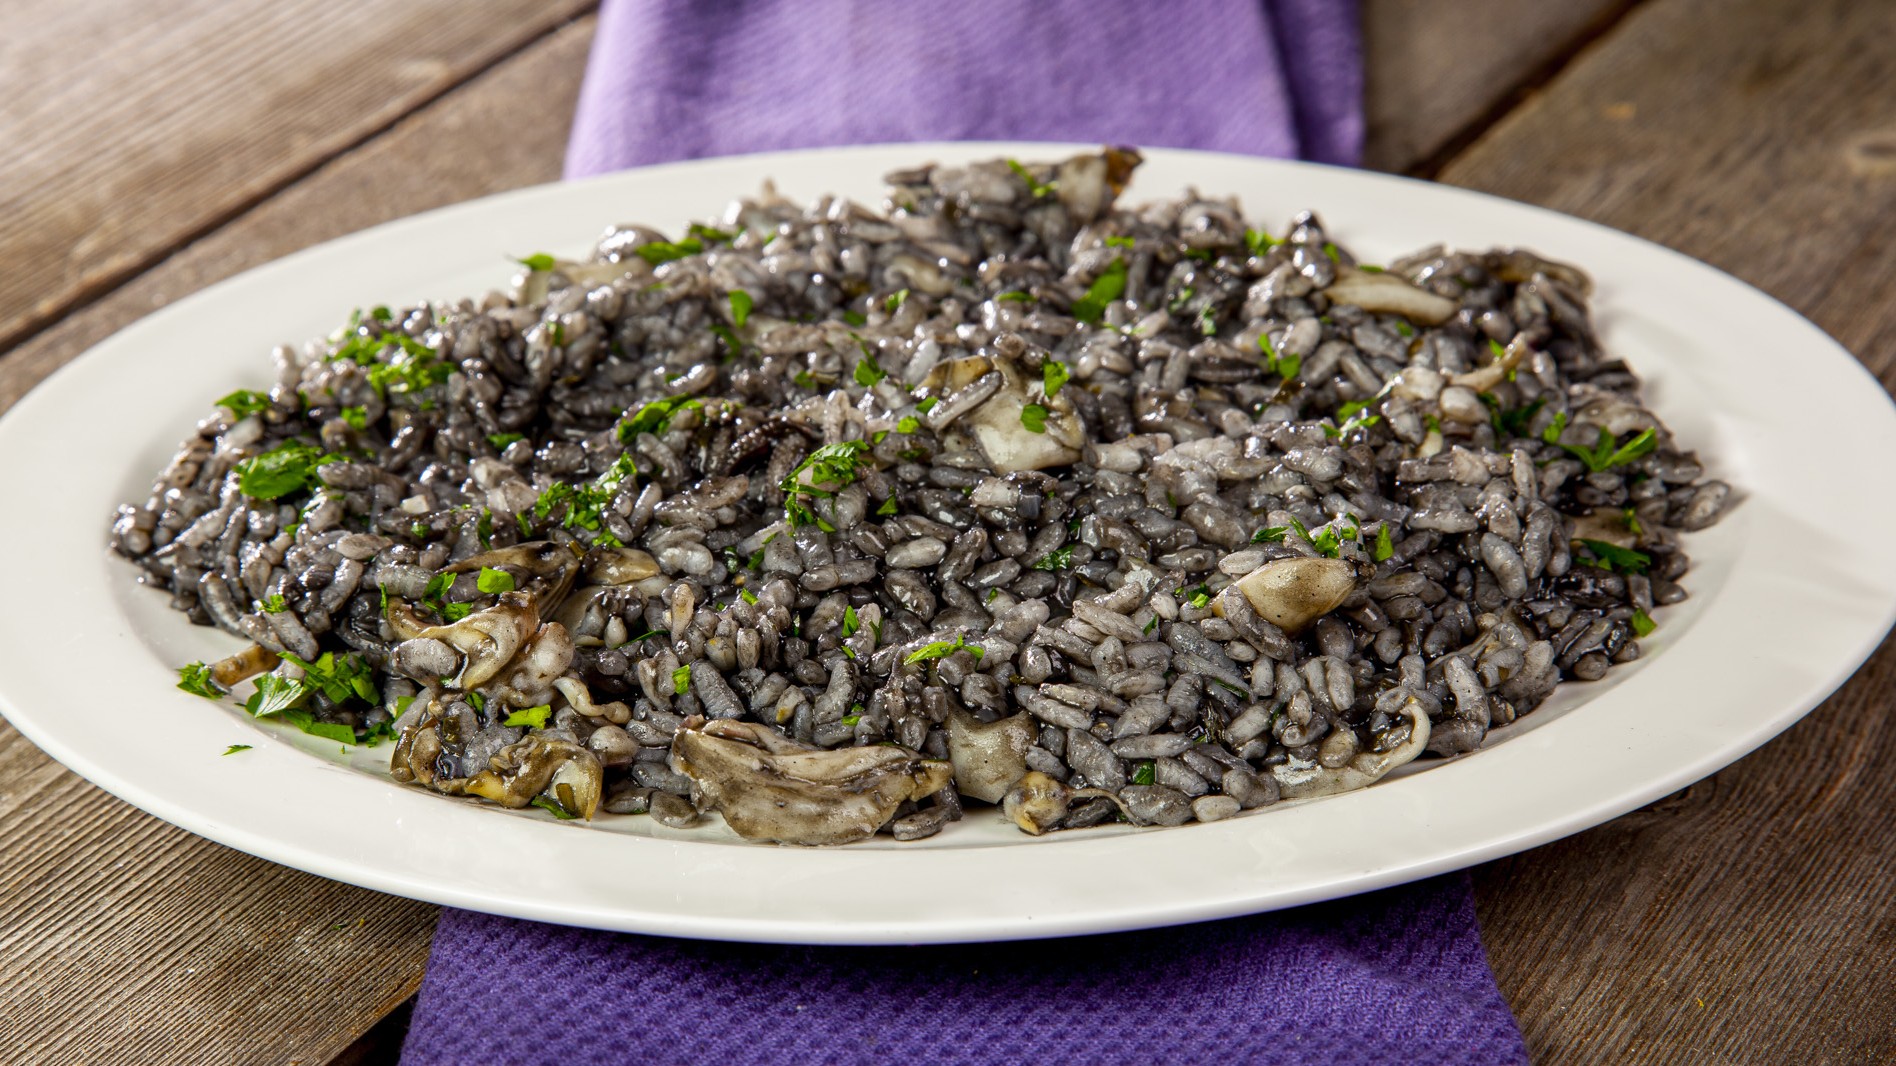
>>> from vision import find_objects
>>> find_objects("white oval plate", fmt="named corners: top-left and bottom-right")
top-left (4, 144), bottom-right (1893, 944)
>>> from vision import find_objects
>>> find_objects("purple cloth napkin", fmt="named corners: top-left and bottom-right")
top-left (404, 3), bottom-right (1528, 1063)
top-left (564, 0), bottom-right (1362, 176)
top-left (403, 874), bottom-right (1524, 1066)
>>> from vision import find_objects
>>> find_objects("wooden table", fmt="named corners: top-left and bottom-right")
top-left (2, 2), bottom-right (1891, 1062)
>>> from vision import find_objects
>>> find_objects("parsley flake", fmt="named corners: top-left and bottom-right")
top-left (477, 567), bottom-right (515, 594)
top-left (672, 665), bottom-right (692, 695)
top-left (1071, 259), bottom-right (1128, 325)
top-left (516, 253), bottom-right (557, 271)
top-left (1630, 608), bottom-right (1658, 637)
top-left (1020, 404), bottom-right (1049, 433)
top-left (222, 744), bottom-right (252, 756)
top-left (728, 290), bottom-right (753, 328)
top-left (177, 662), bottom-right (225, 700)
top-left (1031, 545), bottom-right (1073, 571)
top-left (905, 636), bottom-right (983, 665)
top-left (235, 440), bottom-right (340, 501)
top-left (215, 390), bottom-right (272, 420)
top-left (1042, 361), bottom-right (1071, 398)
top-left (504, 704), bottom-right (552, 729)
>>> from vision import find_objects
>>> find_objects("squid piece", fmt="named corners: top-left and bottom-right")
top-left (943, 709), bottom-right (1037, 804)
top-left (390, 705), bottom-right (602, 819)
top-left (581, 545), bottom-right (661, 586)
top-left (387, 591), bottom-right (539, 689)
top-left (440, 540), bottom-right (581, 611)
top-left (669, 718), bottom-right (952, 845)
top-left (1323, 267), bottom-right (1459, 326)
top-left (1000, 771), bottom-right (1132, 835)
top-left (1271, 701), bottom-right (1431, 799)
top-left (1228, 557), bottom-right (1361, 634)
top-left (918, 352), bottom-right (1084, 473)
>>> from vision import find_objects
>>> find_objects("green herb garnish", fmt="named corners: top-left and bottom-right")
top-left (916, 397), bottom-right (939, 414)
top-left (636, 236), bottom-right (705, 266)
top-left (884, 288), bottom-right (909, 313)
top-left (505, 704), bottom-right (552, 729)
top-left (671, 665), bottom-right (692, 695)
top-left (1250, 526), bottom-right (1290, 544)
top-left (516, 253), bottom-right (557, 271)
top-left (531, 795), bottom-right (578, 820)
top-left (1481, 394), bottom-right (1547, 440)
top-left (1020, 404), bottom-right (1049, 433)
top-left (261, 594), bottom-right (288, 614)
top-left (1556, 426), bottom-right (1658, 473)
top-left (853, 350), bottom-right (887, 388)
top-left (841, 605), bottom-right (860, 638)
top-left (1031, 545), bottom-right (1073, 571)
top-left (235, 440), bottom-right (341, 501)
top-left (1042, 361), bottom-right (1071, 399)
top-left (477, 567), bottom-right (515, 594)
top-left (1006, 159), bottom-right (1055, 198)
top-left (996, 291), bottom-right (1033, 303)
top-left (1373, 523), bottom-right (1395, 562)
top-left (781, 440), bottom-right (874, 528)
top-left (1576, 539), bottom-right (1651, 574)
top-left (222, 744), bottom-right (252, 756)
top-left (339, 406), bottom-right (368, 431)
top-left (1105, 235), bottom-right (1135, 248)
top-left (216, 389), bottom-right (272, 419)
top-left (905, 635), bottom-right (984, 665)
top-left (619, 394), bottom-right (704, 442)
top-left (1131, 761), bottom-right (1156, 786)
top-left (1630, 608), bottom-right (1657, 637)
top-left (177, 662), bottom-right (225, 700)
top-left (1071, 259), bottom-right (1128, 325)
top-left (487, 432), bottom-right (525, 450)
top-left (728, 290), bottom-right (753, 328)
top-left (1244, 228), bottom-right (1279, 256)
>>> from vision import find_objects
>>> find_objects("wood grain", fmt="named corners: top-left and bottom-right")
top-left (1441, 0), bottom-right (1896, 1061)
top-left (0, 0), bottom-right (594, 356)
top-left (1359, 0), bottom-right (1636, 172)
top-left (0, 17), bottom-right (595, 1066)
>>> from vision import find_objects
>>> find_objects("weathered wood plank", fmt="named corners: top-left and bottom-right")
top-left (1442, 0), bottom-right (1896, 1061)
top-left (1360, 0), bottom-right (1634, 172)
top-left (0, 0), bottom-right (594, 355)
top-left (0, 17), bottom-right (595, 1065)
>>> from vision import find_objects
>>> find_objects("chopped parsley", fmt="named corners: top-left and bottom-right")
top-left (841, 605), bottom-right (861, 638)
top-left (876, 494), bottom-right (898, 516)
top-left (1042, 361), bottom-right (1071, 398)
top-left (1373, 523), bottom-right (1395, 562)
top-left (1168, 286), bottom-right (1195, 313)
top-left (1006, 159), bottom-right (1055, 198)
top-left (243, 674), bottom-right (307, 719)
top-left (916, 397), bottom-right (940, 414)
top-left (1244, 228), bottom-right (1279, 256)
top-left (487, 432), bottom-right (526, 450)
top-left (177, 662), bottom-right (225, 700)
top-left (636, 236), bottom-right (707, 266)
top-left (1020, 404), bottom-right (1049, 434)
top-left (531, 795), bottom-right (578, 820)
top-left (339, 406), bottom-right (369, 431)
top-left (476, 567), bottom-right (515, 594)
top-left (516, 253), bottom-right (557, 271)
top-left (1071, 259), bottom-right (1128, 325)
top-left (282, 651), bottom-right (380, 707)
top-left (728, 289), bottom-right (753, 328)
top-left (260, 594), bottom-right (288, 614)
top-left (841, 310), bottom-right (867, 327)
top-left (1622, 507), bottom-right (1644, 536)
top-left (710, 323), bottom-right (743, 360)
top-left (215, 389), bottom-right (272, 420)
top-left (905, 635), bottom-right (984, 665)
top-left (672, 665), bottom-right (692, 695)
top-left (222, 744), bottom-right (252, 756)
top-left (739, 587), bottom-right (758, 604)
top-left (504, 704), bottom-right (552, 729)
top-left (1131, 761), bottom-right (1157, 786)
top-left (840, 713), bottom-right (862, 727)
top-left (1481, 394), bottom-right (1547, 439)
top-left (1251, 525), bottom-right (1291, 543)
top-left (689, 223), bottom-right (737, 244)
top-left (1394, 320), bottom-right (1414, 338)
top-left (996, 291), bottom-right (1034, 303)
top-left (1576, 539), bottom-right (1651, 574)
top-left (897, 415), bottom-right (921, 434)
top-left (619, 394), bottom-right (704, 442)
top-left (1031, 545), bottom-right (1074, 571)
top-left (1630, 608), bottom-right (1657, 637)
top-left (1182, 585), bottom-right (1212, 609)
top-left (1307, 519), bottom-right (1360, 558)
top-left (781, 440), bottom-right (873, 529)
top-left (1259, 332), bottom-right (1300, 381)
top-left (884, 288), bottom-right (910, 313)
top-left (1555, 426), bottom-right (1659, 473)
top-left (853, 349), bottom-right (887, 388)
top-left (1322, 241), bottom-right (1340, 262)
top-left (235, 440), bottom-right (341, 501)
top-left (442, 602), bottom-right (473, 622)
